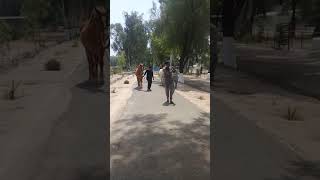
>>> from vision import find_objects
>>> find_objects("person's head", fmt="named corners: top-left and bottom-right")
top-left (149, 66), bottom-right (152, 70)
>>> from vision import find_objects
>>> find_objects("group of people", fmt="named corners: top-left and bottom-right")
top-left (135, 61), bottom-right (178, 104)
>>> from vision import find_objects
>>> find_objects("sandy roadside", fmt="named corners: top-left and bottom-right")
top-left (214, 66), bottom-right (320, 161)
top-left (176, 83), bottom-right (210, 113)
top-left (0, 40), bottom-right (86, 178)
top-left (110, 73), bottom-right (136, 124)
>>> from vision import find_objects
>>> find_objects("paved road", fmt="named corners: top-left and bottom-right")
top-left (110, 79), bottom-right (210, 180)
top-left (212, 97), bottom-right (320, 180)
top-left (31, 64), bottom-right (108, 180)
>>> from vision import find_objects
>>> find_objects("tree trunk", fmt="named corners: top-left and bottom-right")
top-left (222, 0), bottom-right (237, 68)
top-left (179, 56), bottom-right (185, 73)
top-left (249, 8), bottom-right (255, 36)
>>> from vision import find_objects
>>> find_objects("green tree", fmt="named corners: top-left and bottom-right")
top-left (123, 12), bottom-right (149, 69)
top-left (150, 33), bottom-right (170, 66)
top-left (111, 12), bottom-right (149, 69)
top-left (117, 51), bottom-right (126, 70)
top-left (111, 23), bottom-right (126, 54)
top-left (0, 21), bottom-right (13, 59)
top-left (21, 0), bottom-right (50, 49)
top-left (160, 0), bottom-right (210, 73)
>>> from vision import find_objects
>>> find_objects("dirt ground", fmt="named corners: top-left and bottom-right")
top-left (176, 76), bottom-right (210, 113)
top-left (110, 73), bottom-right (136, 123)
top-left (214, 65), bottom-right (320, 161)
top-left (0, 40), bottom-right (60, 74)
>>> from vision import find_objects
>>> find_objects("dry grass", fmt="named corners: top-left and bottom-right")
top-left (284, 106), bottom-right (303, 121)
top-left (2, 80), bottom-right (22, 100)
top-left (199, 96), bottom-right (205, 100)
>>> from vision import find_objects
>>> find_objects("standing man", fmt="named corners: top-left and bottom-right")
top-left (144, 66), bottom-right (154, 91)
top-left (163, 61), bottom-right (175, 104)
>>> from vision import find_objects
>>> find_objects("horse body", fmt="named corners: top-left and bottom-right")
top-left (135, 64), bottom-right (144, 87)
top-left (80, 6), bottom-right (106, 81)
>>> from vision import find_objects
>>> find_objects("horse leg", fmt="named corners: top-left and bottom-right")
top-left (93, 57), bottom-right (98, 81)
top-left (137, 76), bottom-right (140, 87)
top-left (86, 50), bottom-right (93, 81)
top-left (99, 54), bottom-right (104, 81)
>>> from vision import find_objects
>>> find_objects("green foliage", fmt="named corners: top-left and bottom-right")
top-left (0, 20), bottom-right (13, 47)
top-left (111, 23), bottom-right (126, 53)
top-left (117, 51), bottom-right (126, 70)
top-left (111, 66), bottom-right (122, 74)
top-left (150, 34), bottom-right (170, 65)
top-left (159, 0), bottom-right (210, 72)
top-left (111, 12), bottom-right (149, 68)
top-left (21, 0), bottom-right (50, 28)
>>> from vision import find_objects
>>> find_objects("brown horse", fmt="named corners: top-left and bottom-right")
top-left (135, 64), bottom-right (144, 88)
top-left (80, 6), bottom-right (106, 81)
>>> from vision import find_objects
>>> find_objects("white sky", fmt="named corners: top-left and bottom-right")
top-left (110, 0), bottom-right (160, 56)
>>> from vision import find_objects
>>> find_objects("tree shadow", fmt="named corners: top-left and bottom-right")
top-left (75, 80), bottom-right (106, 94)
top-left (134, 87), bottom-right (143, 91)
top-left (110, 113), bottom-right (210, 180)
top-left (264, 160), bottom-right (320, 180)
top-left (162, 101), bottom-right (169, 106)
top-left (76, 165), bottom-right (108, 180)
top-left (183, 78), bottom-right (210, 93)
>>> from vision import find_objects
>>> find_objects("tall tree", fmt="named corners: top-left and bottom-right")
top-left (111, 12), bottom-right (148, 69)
top-left (160, 0), bottom-right (210, 73)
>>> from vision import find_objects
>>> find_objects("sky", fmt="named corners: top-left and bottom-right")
top-left (110, 0), bottom-right (159, 56)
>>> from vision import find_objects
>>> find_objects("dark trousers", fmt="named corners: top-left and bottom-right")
top-left (165, 83), bottom-right (174, 100)
top-left (147, 79), bottom-right (152, 89)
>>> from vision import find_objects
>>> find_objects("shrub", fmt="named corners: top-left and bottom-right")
top-left (45, 59), bottom-right (61, 71)
top-left (72, 40), bottom-right (79, 47)
top-left (124, 80), bottom-right (130, 84)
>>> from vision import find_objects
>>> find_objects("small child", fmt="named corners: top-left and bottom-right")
top-left (144, 66), bottom-right (154, 91)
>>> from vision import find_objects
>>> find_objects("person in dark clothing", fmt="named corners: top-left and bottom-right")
top-left (163, 61), bottom-right (175, 104)
top-left (144, 66), bottom-right (154, 91)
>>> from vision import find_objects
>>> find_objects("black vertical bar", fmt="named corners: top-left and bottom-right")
top-left (301, 31), bottom-right (303, 48)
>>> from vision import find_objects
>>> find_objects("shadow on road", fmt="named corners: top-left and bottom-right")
top-left (110, 113), bottom-right (210, 180)
top-left (75, 80), bottom-right (106, 94)
top-left (77, 165), bottom-right (108, 180)
top-left (264, 160), bottom-right (320, 180)
top-left (183, 78), bottom-right (210, 93)
top-left (134, 87), bottom-right (143, 91)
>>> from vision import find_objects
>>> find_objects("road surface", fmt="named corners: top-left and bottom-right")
top-left (30, 64), bottom-right (108, 180)
top-left (212, 97), bottom-right (320, 180)
top-left (110, 79), bottom-right (210, 180)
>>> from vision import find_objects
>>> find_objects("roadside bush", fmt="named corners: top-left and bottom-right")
top-left (45, 58), bottom-right (61, 71)
top-left (72, 40), bottom-right (79, 47)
